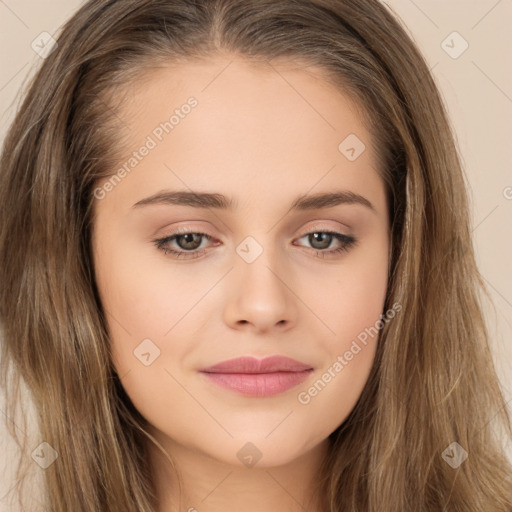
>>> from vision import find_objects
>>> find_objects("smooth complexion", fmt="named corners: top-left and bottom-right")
top-left (92, 55), bottom-right (390, 512)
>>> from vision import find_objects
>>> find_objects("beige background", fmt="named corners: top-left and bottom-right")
top-left (1, 1), bottom-right (511, 509)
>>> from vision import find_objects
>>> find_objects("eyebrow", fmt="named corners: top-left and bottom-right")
top-left (132, 189), bottom-right (376, 213)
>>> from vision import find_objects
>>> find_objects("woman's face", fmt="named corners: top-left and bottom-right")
top-left (92, 56), bottom-right (390, 468)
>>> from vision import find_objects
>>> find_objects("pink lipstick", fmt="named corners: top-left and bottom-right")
top-left (199, 356), bottom-right (313, 397)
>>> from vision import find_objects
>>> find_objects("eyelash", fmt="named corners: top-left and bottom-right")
top-left (152, 227), bottom-right (357, 260)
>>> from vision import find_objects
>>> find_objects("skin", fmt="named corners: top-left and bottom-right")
top-left (92, 54), bottom-right (390, 512)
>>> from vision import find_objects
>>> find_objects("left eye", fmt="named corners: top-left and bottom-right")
top-left (296, 231), bottom-right (349, 250)
top-left (153, 229), bottom-right (357, 260)
top-left (294, 231), bottom-right (357, 257)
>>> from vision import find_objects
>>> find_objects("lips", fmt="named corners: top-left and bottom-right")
top-left (199, 356), bottom-right (313, 397)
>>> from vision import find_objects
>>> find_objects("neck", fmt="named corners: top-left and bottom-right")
top-left (148, 433), bottom-right (330, 512)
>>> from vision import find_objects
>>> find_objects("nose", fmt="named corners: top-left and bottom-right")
top-left (222, 246), bottom-right (298, 334)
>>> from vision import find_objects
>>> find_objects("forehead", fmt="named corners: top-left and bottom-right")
top-left (119, 55), bottom-right (372, 148)
top-left (96, 55), bottom-right (385, 217)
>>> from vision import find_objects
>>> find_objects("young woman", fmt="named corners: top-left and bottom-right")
top-left (1, 1), bottom-right (511, 511)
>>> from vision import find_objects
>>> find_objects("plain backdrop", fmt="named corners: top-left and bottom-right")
top-left (1, 1), bottom-right (511, 509)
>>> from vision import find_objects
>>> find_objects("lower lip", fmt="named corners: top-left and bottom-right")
top-left (200, 370), bottom-right (313, 397)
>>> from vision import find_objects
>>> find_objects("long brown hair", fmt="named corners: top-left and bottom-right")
top-left (1, 1), bottom-right (511, 510)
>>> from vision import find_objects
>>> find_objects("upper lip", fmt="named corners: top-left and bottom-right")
top-left (200, 356), bottom-right (313, 374)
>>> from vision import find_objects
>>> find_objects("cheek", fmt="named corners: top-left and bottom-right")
top-left (95, 253), bottom-right (204, 431)
top-left (94, 235), bottom-right (209, 359)
top-left (93, 234), bottom-right (232, 427)
top-left (311, 232), bottom-right (389, 355)
top-left (294, 235), bottom-right (389, 421)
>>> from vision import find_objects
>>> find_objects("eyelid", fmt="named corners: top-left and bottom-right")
top-left (297, 221), bottom-right (352, 237)
top-left (154, 217), bottom-right (351, 236)
top-left (156, 221), bottom-right (352, 244)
